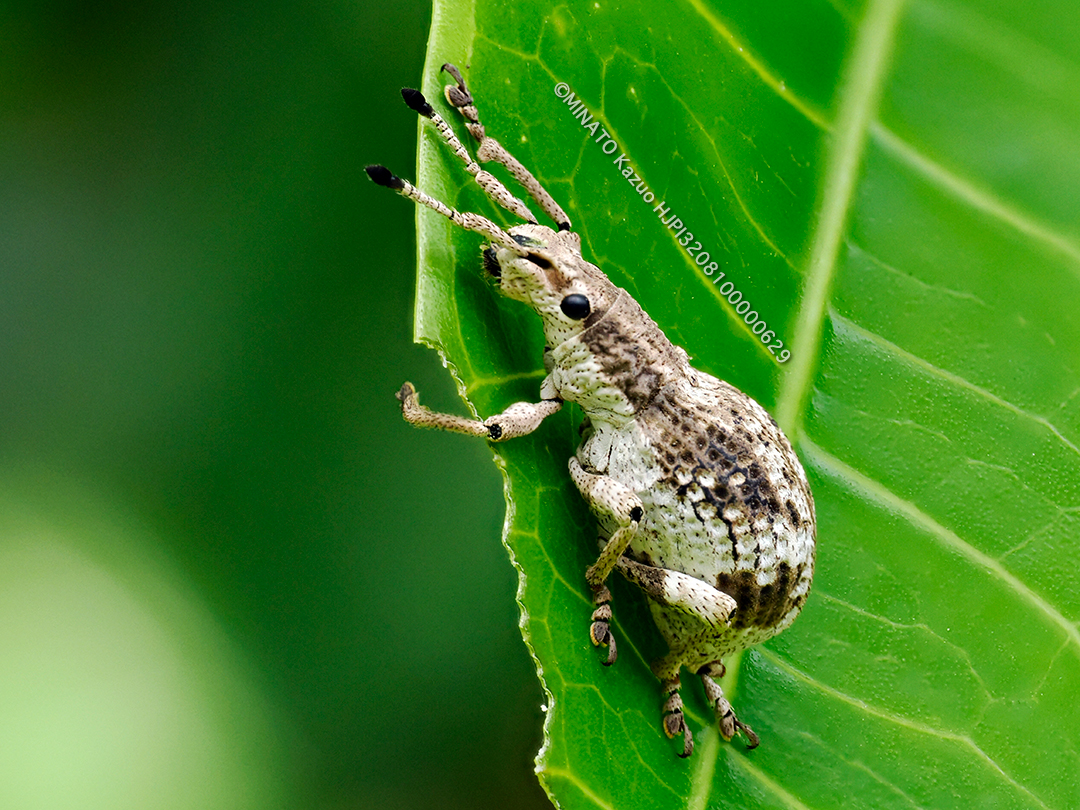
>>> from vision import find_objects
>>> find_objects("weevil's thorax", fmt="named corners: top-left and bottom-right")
top-left (548, 290), bottom-right (694, 425)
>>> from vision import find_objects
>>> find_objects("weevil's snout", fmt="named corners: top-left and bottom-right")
top-left (489, 244), bottom-right (556, 303)
top-left (483, 246), bottom-right (501, 278)
top-left (482, 225), bottom-right (555, 298)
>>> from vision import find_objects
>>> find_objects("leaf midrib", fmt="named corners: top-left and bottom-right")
top-left (775, 0), bottom-right (909, 436)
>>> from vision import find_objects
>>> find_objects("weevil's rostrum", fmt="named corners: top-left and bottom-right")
top-left (368, 63), bottom-right (816, 757)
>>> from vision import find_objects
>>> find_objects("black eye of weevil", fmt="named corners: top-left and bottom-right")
top-left (482, 247), bottom-right (500, 278)
top-left (526, 253), bottom-right (553, 269)
top-left (560, 293), bottom-right (591, 320)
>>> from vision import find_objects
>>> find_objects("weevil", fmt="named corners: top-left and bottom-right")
top-left (367, 63), bottom-right (816, 757)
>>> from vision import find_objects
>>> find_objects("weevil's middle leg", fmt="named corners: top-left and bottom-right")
top-left (589, 581), bottom-right (617, 666)
top-left (568, 458), bottom-right (643, 587)
top-left (441, 63), bottom-right (572, 231)
top-left (568, 457), bottom-right (643, 664)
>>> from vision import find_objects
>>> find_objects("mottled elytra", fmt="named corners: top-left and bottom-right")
top-left (368, 62), bottom-right (816, 757)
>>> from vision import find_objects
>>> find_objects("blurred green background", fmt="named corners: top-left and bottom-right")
top-left (1, 1), bottom-right (552, 808)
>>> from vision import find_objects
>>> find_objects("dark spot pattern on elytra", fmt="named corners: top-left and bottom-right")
top-left (635, 384), bottom-right (814, 629)
top-left (715, 561), bottom-right (803, 630)
top-left (786, 499), bottom-right (802, 528)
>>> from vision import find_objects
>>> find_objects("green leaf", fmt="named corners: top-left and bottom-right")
top-left (407, 0), bottom-right (1080, 806)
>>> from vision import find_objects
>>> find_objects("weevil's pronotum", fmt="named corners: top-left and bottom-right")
top-left (367, 63), bottom-right (816, 757)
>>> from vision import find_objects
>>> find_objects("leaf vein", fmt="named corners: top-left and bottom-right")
top-left (543, 86), bottom-right (776, 356)
top-left (729, 746), bottom-right (818, 810)
top-left (541, 768), bottom-right (617, 810)
top-left (467, 368), bottom-right (547, 392)
top-left (760, 649), bottom-right (1051, 810)
top-left (776, 0), bottom-right (908, 434)
top-left (871, 123), bottom-right (1080, 270)
top-left (802, 438), bottom-right (1080, 654)
top-left (686, 727), bottom-right (719, 810)
top-left (816, 591), bottom-right (995, 702)
top-left (833, 312), bottom-right (1080, 460)
top-left (650, 66), bottom-right (798, 272)
top-left (678, 0), bottom-right (829, 129)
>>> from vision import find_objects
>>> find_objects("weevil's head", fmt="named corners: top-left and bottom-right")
top-left (485, 223), bottom-right (620, 347)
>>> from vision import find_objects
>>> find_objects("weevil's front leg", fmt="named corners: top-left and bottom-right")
top-left (699, 662), bottom-right (760, 749)
top-left (568, 457), bottom-right (643, 664)
top-left (397, 382), bottom-right (561, 442)
top-left (441, 63), bottom-right (572, 231)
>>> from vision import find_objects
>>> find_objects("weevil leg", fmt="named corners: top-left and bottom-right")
top-left (615, 558), bottom-right (737, 630)
top-left (568, 457), bottom-right (643, 663)
top-left (652, 654), bottom-right (694, 757)
top-left (568, 458), bottom-right (643, 586)
top-left (699, 662), bottom-right (760, 749)
top-left (366, 165), bottom-right (527, 256)
top-left (588, 581), bottom-right (617, 666)
top-left (396, 382), bottom-right (561, 441)
top-left (398, 86), bottom-right (538, 224)
top-left (441, 63), bottom-right (572, 231)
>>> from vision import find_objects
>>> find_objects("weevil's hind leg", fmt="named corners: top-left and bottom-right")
top-left (699, 662), bottom-right (760, 749)
top-left (652, 653), bottom-right (694, 757)
top-left (398, 87), bottom-right (537, 224)
top-left (442, 63), bottom-right (572, 231)
top-left (615, 558), bottom-right (737, 629)
top-left (365, 165), bottom-right (526, 256)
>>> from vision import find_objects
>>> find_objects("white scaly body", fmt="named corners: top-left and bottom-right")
top-left (370, 62), bottom-right (816, 756)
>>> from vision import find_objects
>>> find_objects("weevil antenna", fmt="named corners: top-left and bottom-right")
top-left (399, 87), bottom-right (538, 225)
top-left (441, 63), bottom-right (572, 231)
top-left (365, 164), bottom-right (527, 255)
